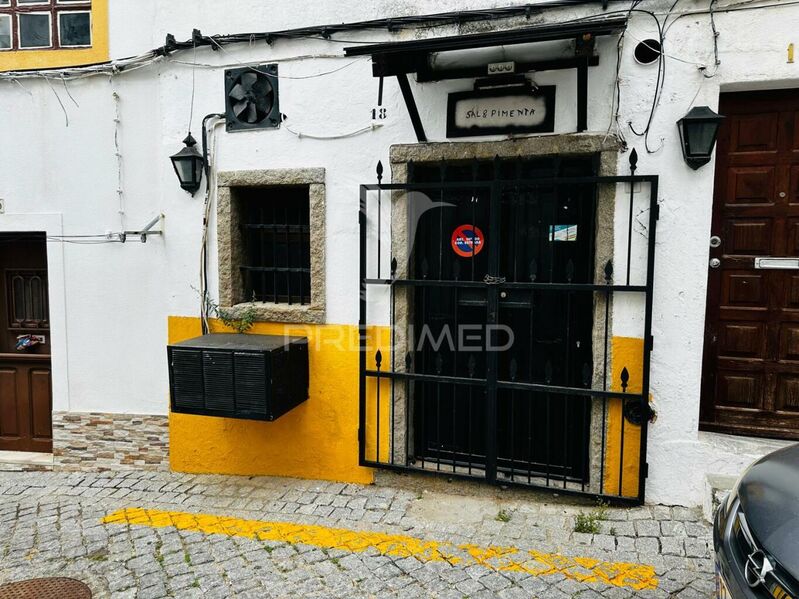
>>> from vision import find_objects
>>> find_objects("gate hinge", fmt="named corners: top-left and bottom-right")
top-left (646, 335), bottom-right (654, 351)
top-left (643, 462), bottom-right (649, 478)
top-left (653, 203), bottom-right (660, 221)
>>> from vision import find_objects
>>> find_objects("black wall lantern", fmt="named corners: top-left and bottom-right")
top-left (170, 133), bottom-right (205, 194)
top-left (170, 114), bottom-right (225, 196)
top-left (677, 106), bottom-right (724, 170)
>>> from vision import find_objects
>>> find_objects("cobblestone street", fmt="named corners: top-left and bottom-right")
top-left (0, 470), bottom-right (715, 598)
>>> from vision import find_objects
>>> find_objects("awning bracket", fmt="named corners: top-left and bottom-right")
top-left (396, 73), bottom-right (427, 142)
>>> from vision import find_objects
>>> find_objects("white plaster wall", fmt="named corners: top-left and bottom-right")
top-left (0, 0), bottom-right (797, 505)
top-left (616, 3), bottom-right (799, 506)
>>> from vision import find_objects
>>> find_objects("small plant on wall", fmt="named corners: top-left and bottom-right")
top-left (197, 288), bottom-right (258, 334)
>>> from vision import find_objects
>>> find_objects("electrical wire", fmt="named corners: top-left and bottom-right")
top-left (61, 74), bottom-right (79, 107)
top-left (43, 75), bottom-right (69, 126)
top-left (0, 0), bottom-right (792, 83)
top-left (198, 115), bottom-right (226, 334)
top-left (708, 0), bottom-right (721, 69)
top-left (188, 39), bottom-right (197, 132)
top-left (282, 122), bottom-right (383, 139)
top-left (661, 0), bottom-right (799, 34)
top-left (169, 55), bottom-right (369, 79)
top-left (605, 5), bottom-right (632, 143)
top-left (624, 30), bottom-right (713, 67)
top-left (0, 0), bottom-right (781, 180)
top-left (618, 5), bottom-right (666, 154)
top-left (0, 7), bottom-right (638, 82)
top-left (201, 36), bottom-right (370, 79)
top-left (47, 238), bottom-right (126, 244)
top-left (113, 90), bottom-right (126, 227)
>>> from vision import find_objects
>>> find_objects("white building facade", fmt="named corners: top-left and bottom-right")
top-left (0, 0), bottom-right (797, 508)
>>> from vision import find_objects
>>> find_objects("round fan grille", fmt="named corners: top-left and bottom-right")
top-left (227, 71), bottom-right (274, 125)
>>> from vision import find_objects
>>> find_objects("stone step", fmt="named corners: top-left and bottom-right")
top-left (704, 473), bottom-right (737, 521)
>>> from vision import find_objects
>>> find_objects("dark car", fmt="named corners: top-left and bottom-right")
top-left (714, 444), bottom-right (799, 598)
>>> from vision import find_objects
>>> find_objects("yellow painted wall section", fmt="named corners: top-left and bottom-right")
top-left (603, 337), bottom-right (646, 498)
top-left (168, 316), bottom-right (383, 485)
top-left (0, 0), bottom-right (108, 71)
top-left (363, 325), bottom-right (392, 464)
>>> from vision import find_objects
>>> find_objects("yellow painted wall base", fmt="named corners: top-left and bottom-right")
top-left (363, 325), bottom-right (392, 464)
top-left (168, 316), bottom-right (375, 485)
top-left (169, 317), bottom-right (651, 494)
top-left (603, 337), bottom-right (648, 498)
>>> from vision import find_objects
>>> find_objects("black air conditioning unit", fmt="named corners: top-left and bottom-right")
top-left (167, 334), bottom-right (308, 421)
top-left (224, 64), bottom-right (280, 132)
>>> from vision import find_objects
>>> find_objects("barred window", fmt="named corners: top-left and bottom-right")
top-left (0, 0), bottom-right (91, 51)
top-left (237, 186), bottom-right (311, 306)
top-left (218, 169), bottom-right (325, 324)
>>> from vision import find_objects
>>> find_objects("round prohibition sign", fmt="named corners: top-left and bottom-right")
top-left (451, 224), bottom-right (485, 258)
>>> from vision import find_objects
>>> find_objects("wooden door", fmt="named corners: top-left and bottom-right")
top-left (701, 90), bottom-right (799, 440)
top-left (0, 233), bottom-right (52, 453)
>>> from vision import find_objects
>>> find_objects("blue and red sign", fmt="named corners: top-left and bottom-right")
top-left (451, 224), bottom-right (485, 258)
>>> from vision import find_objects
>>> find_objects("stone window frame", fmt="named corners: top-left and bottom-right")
top-left (217, 168), bottom-right (325, 324)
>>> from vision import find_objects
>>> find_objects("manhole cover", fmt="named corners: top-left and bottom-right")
top-left (0, 578), bottom-right (92, 599)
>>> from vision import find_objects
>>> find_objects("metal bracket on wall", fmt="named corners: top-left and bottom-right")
top-left (122, 214), bottom-right (165, 243)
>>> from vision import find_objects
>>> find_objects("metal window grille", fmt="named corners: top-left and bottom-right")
top-left (238, 186), bottom-right (311, 305)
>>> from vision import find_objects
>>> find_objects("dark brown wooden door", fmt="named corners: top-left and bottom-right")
top-left (701, 90), bottom-right (799, 440)
top-left (0, 233), bottom-right (52, 453)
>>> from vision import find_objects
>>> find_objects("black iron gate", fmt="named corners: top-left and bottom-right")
top-left (359, 151), bottom-right (658, 505)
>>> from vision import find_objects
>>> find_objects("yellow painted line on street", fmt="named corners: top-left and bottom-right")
top-left (102, 507), bottom-right (658, 590)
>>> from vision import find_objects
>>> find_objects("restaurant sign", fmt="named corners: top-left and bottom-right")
top-left (446, 86), bottom-right (556, 138)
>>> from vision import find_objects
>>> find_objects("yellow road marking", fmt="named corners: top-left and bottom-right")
top-left (102, 507), bottom-right (658, 590)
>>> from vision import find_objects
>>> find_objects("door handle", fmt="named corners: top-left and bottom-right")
top-left (754, 257), bottom-right (799, 269)
top-left (709, 258), bottom-right (721, 269)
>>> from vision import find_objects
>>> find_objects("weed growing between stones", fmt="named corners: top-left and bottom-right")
top-left (574, 502), bottom-right (609, 534)
top-left (495, 509), bottom-right (511, 523)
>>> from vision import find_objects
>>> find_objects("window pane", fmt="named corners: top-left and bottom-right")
top-left (11, 276), bottom-right (25, 323)
top-left (19, 13), bottom-right (51, 48)
top-left (30, 276), bottom-right (43, 321)
top-left (59, 11), bottom-right (90, 46)
top-left (17, 0), bottom-right (50, 4)
top-left (0, 16), bottom-right (10, 49)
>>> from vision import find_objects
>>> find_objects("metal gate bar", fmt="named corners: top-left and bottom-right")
top-left (359, 151), bottom-right (658, 505)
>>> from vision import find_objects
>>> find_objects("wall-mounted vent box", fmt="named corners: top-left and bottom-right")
top-left (168, 334), bottom-right (308, 421)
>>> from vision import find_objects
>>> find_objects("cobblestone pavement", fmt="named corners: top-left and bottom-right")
top-left (0, 470), bottom-right (715, 598)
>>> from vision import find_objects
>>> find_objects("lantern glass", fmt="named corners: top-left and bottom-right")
top-left (170, 134), bottom-right (204, 194)
top-left (685, 121), bottom-right (718, 157)
top-left (677, 106), bottom-right (724, 169)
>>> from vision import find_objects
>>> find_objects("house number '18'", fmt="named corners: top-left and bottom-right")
top-left (372, 107), bottom-right (388, 120)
